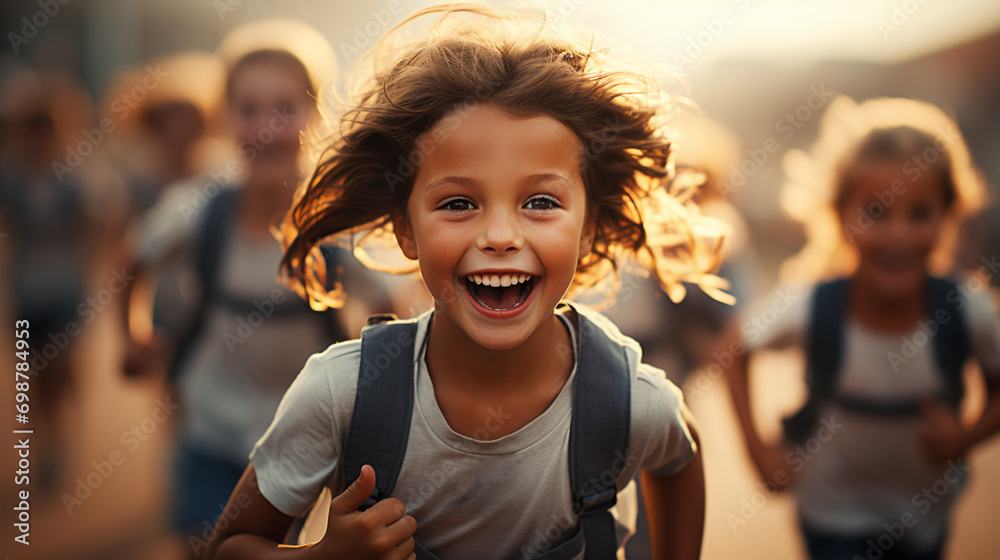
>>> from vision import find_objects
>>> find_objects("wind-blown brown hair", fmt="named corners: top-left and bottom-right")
top-left (278, 4), bottom-right (731, 310)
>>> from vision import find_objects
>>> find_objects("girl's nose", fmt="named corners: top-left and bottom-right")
top-left (477, 210), bottom-right (523, 254)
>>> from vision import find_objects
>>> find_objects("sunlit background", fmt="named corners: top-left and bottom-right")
top-left (1, 1), bottom-right (999, 559)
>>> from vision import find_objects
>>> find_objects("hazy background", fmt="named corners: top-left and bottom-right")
top-left (1, 1), bottom-right (999, 559)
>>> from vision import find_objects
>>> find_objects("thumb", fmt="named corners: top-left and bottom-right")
top-left (331, 464), bottom-right (376, 514)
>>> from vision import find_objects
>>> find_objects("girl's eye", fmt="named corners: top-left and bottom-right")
top-left (277, 101), bottom-right (295, 116)
top-left (524, 196), bottom-right (561, 211)
top-left (911, 205), bottom-right (933, 221)
top-left (439, 198), bottom-right (475, 211)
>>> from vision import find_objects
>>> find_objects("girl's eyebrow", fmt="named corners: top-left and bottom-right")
top-left (526, 173), bottom-right (572, 186)
top-left (423, 176), bottom-right (479, 192)
top-left (423, 173), bottom-right (572, 192)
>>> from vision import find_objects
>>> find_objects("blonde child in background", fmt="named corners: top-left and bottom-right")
top-left (723, 96), bottom-right (1000, 560)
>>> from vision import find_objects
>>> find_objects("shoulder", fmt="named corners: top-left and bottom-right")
top-left (303, 338), bottom-right (363, 391)
top-left (133, 176), bottom-right (240, 263)
top-left (736, 281), bottom-right (817, 350)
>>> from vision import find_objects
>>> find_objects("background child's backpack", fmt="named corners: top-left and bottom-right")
top-left (341, 304), bottom-right (631, 559)
top-left (782, 276), bottom-right (969, 444)
top-left (169, 187), bottom-right (348, 379)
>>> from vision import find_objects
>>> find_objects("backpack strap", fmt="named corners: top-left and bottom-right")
top-left (784, 276), bottom-right (971, 443)
top-left (169, 188), bottom-right (240, 379)
top-left (341, 320), bottom-right (419, 510)
top-left (168, 188), bottom-right (349, 379)
top-left (782, 279), bottom-right (848, 444)
top-left (570, 308), bottom-right (631, 560)
top-left (342, 308), bottom-right (630, 559)
top-left (341, 320), bottom-right (437, 559)
top-left (926, 276), bottom-right (969, 407)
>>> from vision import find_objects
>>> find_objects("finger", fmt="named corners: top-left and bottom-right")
top-left (388, 535), bottom-right (416, 560)
top-left (363, 497), bottom-right (409, 526)
top-left (383, 513), bottom-right (418, 544)
top-left (330, 464), bottom-right (376, 514)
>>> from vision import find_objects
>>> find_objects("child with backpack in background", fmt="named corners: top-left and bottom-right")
top-left (204, 4), bottom-right (734, 559)
top-left (723, 96), bottom-right (1000, 560)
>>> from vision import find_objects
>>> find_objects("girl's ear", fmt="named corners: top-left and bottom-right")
top-left (578, 215), bottom-right (596, 260)
top-left (393, 212), bottom-right (419, 260)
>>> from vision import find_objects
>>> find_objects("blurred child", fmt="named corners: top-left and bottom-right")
top-left (101, 52), bottom-right (227, 216)
top-left (204, 5), bottom-right (734, 559)
top-left (723, 96), bottom-right (1000, 560)
top-left (119, 21), bottom-right (389, 556)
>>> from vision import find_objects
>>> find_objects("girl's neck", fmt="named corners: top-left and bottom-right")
top-left (237, 178), bottom-right (295, 241)
top-left (424, 309), bottom-right (574, 399)
top-left (849, 274), bottom-right (926, 334)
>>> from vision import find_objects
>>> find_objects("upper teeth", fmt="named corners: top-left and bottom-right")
top-left (468, 274), bottom-right (531, 287)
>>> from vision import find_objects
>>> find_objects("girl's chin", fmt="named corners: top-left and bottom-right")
top-left (866, 270), bottom-right (924, 298)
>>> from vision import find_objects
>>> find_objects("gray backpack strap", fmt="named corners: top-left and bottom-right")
top-left (571, 310), bottom-right (631, 559)
top-left (341, 319), bottom-right (439, 560)
top-left (343, 310), bottom-right (631, 560)
top-left (341, 321), bottom-right (419, 510)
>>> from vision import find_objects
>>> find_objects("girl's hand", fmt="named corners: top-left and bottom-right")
top-left (919, 399), bottom-right (970, 463)
top-left (319, 465), bottom-right (417, 560)
top-left (748, 443), bottom-right (796, 492)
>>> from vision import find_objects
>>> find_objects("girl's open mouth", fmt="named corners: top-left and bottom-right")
top-left (464, 274), bottom-right (537, 312)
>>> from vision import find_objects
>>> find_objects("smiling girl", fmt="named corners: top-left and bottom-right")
top-left (205, 5), bottom-right (730, 559)
top-left (723, 96), bottom-right (1000, 560)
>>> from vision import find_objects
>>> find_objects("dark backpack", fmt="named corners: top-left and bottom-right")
top-left (782, 276), bottom-right (969, 444)
top-left (342, 304), bottom-right (631, 559)
top-left (169, 187), bottom-right (347, 379)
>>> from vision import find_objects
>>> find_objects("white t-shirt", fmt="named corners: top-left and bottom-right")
top-left (135, 178), bottom-right (333, 465)
top-left (741, 282), bottom-right (1000, 546)
top-left (250, 306), bottom-right (697, 559)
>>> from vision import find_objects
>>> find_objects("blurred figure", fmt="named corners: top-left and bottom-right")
top-left (602, 114), bottom-right (753, 383)
top-left (119, 21), bottom-right (390, 558)
top-left (101, 52), bottom-right (229, 217)
top-left (0, 65), bottom-right (124, 492)
top-left (722, 96), bottom-right (1000, 560)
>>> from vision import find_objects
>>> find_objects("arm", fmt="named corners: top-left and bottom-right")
top-left (921, 375), bottom-right (1000, 462)
top-left (641, 411), bottom-right (704, 560)
top-left (963, 376), bottom-right (1000, 449)
top-left (207, 464), bottom-right (417, 560)
top-left (719, 325), bottom-right (792, 486)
